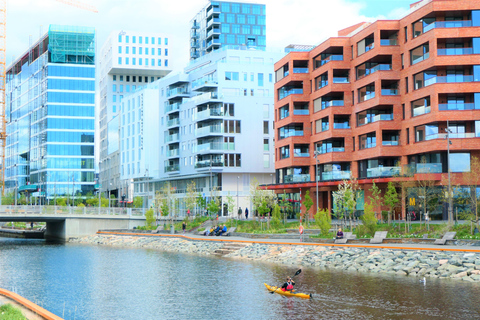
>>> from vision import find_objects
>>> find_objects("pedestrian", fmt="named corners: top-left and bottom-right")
top-left (187, 209), bottom-right (190, 218)
top-left (182, 221), bottom-right (187, 236)
top-left (299, 223), bottom-right (304, 242)
top-left (238, 207), bottom-right (242, 220)
top-left (245, 207), bottom-right (249, 220)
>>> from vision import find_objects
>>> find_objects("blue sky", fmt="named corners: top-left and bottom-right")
top-left (6, 0), bottom-right (416, 69)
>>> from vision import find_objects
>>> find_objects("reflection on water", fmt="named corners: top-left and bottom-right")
top-left (0, 238), bottom-right (479, 320)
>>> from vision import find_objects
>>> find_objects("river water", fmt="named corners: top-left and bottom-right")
top-left (0, 238), bottom-right (479, 320)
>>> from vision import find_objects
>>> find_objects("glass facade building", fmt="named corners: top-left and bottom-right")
top-left (190, 1), bottom-right (266, 60)
top-left (5, 25), bottom-right (95, 199)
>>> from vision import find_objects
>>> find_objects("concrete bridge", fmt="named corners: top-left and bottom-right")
top-left (0, 205), bottom-right (149, 241)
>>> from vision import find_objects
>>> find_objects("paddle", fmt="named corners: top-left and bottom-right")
top-left (270, 269), bottom-right (302, 294)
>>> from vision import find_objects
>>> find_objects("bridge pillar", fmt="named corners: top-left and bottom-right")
top-left (44, 221), bottom-right (66, 241)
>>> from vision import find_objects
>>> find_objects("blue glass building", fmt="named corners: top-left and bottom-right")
top-left (190, 1), bottom-right (266, 60)
top-left (5, 25), bottom-right (95, 200)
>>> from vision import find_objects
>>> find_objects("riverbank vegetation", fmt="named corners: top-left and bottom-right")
top-left (0, 304), bottom-right (27, 320)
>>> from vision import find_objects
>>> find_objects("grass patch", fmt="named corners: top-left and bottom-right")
top-left (0, 304), bottom-right (27, 320)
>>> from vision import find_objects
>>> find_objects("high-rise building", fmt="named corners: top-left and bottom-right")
top-left (272, 0), bottom-right (480, 221)
top-left (190, 1), bottom-right (266, 60)
top-left (5, 25), bottom-right (96, 200)
top-left (98, 30), bottom-right (172, 200)
top-left (120, 47), bottom-right (283, 215)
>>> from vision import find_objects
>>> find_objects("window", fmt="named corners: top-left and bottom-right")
top-left (151, 59), bottom-right (154, 66)
top-left (407, 128), bottom-right (410, 144)
top-left (410, 43), bottom-right (429, 64)
top-left (263, 121), bottom-right (269, 134)
top-left (401, 54), bottom-right (404, 69)
top-left (232, 24), bottom-right (240, 34)
top-left (247, 15), bottom-right (255, 24)
top-left (165, 38), bottom-right (168, 45)
top-left (132, 58), bottom-right (135, 65)
top-left (237, 14), bottom-right (245, 24)
top-left (165, 49), bottom-right (168, 56)
top-left (165, 60), bottom-right (168, 66)
top-left (227, 13), bottom-right (235, 23)
top-left (139, 47), bottom-right (142, 54)
top-left (145, 48), bottom-right (149, 55)
top-left (112, 84), bottom-right (117, 92)
top-left (450, 153), bottom-right (470, 172)
top-left (405, 77), bottom-right (409, 93)
top-left (359, 132), bottom-right (376, 149)
top-left (145, 59), bottom-right (148, 66)
top-left (118, 34), bottom-right (122, 42)
top-left (225, 71), bottom-right (239, 81)
top-left (126, 46), bottom-right (129, 54)
top-left (139, 58), bottom-right (142, 65)
top-left (158, 59), bottom-right (162, 66)
top-left (118, 46), bottom-right (122, 54)
top-left (415, 124), bottom-right (438, 142)
top-left (258, 73), bottom-right (264, 86)
top-left (158, 37), bottom-right (161, 45)
top-left (132, 47), bottom-right (136, 54)
top-left (158, 48), bottom-right (161, 55)
top-left (126, 36), bottom-right (129, 43)
top-left (263, 139), bottom-right (269, 151)
top-left (411, 96), bottom-right (431, 117)
top-left (132, 36), bottom-right (136, 44)
top-left (280, 146), bottom-right (290, 159)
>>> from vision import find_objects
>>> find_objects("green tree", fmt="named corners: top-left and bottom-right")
top-left (185, 181), bottom-right (198, 218)
top-left (1, 192), bottom-right (14, 205)
top-left (315, 208), bottom-right (332, 236)
top-left (57, 197), bottom-right (67, 206)
top-left (384, 181), bottom-right (399, 225)
top-left (279, 191), bottom-right (292, 224)
top-left (249, 177), bottom-right (275, 221)
top-left (361, 202), bottom-right (377, 236)
top-left (86, 197), bottom-right (99, 207)
top-left (145, 208), bottom-right (155, 228)
top-left (368, 181), bottom-right (382, 221)
top-left (133, 196), bottom-right (143, 208)
top-left (196, 195), bottom-right (207, 215)
top-left (302, 190), bottom-right (314, 225)
top-left (206, 187), bottom-right (221, 218)
top-left (225, 192), bottom-right (235, 218)
top-left (270, 204), bottom-right (282, 229)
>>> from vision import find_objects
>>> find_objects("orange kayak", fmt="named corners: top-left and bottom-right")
top-left (264, 283), bottom-right (311, 299)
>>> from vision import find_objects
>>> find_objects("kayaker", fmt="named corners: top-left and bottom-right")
top-left (281, 277), bottom-right (295, 292)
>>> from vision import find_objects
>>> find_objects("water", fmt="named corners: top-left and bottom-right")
top-left (0, 238), bottom-right (479, 320)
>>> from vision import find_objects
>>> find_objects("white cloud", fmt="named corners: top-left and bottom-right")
top-left (6, 0), bottom-right (406, 68)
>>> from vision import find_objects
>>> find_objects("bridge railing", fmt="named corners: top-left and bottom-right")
top-left (0, 205), bottom-right (147, 217)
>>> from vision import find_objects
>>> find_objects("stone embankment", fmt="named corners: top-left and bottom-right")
top-left (71, 234), bottom-right (480, 282)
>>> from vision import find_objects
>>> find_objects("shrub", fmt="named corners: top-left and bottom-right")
top-left (270, 205), bottom-right (282, 229)
top-left (361, 202), bottom-right (377, 236)
top-left (314, 208), bottom-right (331, 236)
top-left (145, 208), bottom-right (155, 227)
top-left (77, 203), bottom-right (85, 208)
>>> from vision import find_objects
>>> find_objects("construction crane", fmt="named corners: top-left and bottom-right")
top-left (0, 0), bottom-right (97, 195)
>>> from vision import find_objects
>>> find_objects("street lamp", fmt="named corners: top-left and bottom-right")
top-left (313, 150), bottom-right (320, 214)
top-left (445, 120), bottom-right (453, 225)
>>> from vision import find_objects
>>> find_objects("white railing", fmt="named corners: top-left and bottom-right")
top-left (0, 205), bottom-right (147, 216)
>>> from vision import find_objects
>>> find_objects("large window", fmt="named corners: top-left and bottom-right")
top-left (278, 124), bottom-right (303, 139)
top-left (280, 146), bottom-right (290, 159)
top-left (450, 153), bottom-right (470, 172)
top-left (415, 124), bottom-right (438, 142)
top-left (358, 84), bottom-right (375, 103)
top-left (411, 43), bottom-right (430, 64)
top-left (411, 96), bottom-right (431, 117)
top-left (359, 132), bottom-right (376, 149)
top-left (357, 34), bottom-right (374, 56)
top-left (315, 139), bottom-right (345, 154)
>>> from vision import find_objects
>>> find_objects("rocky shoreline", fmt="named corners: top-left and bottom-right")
top-left (70, 234), bottom-right (480, 282)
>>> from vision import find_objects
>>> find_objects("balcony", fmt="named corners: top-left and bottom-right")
top-left (293, 67), bottom-right (309, 74)
top-left (424, 20), bottom-right (472, 33)
top-left (167, 118), bottom-right (180, 127)
top-left (191, 22), bottom-right (200, 29)
top-left (278, 88), bottom-right (303, 100)
top-left (207, 28), bottom-right (221, 38)
top-left (206, 6), bottom-right (220, 17)
top-left (425, 75), bottom-right (474, 86)
top-left (284, 174), bottom-right (310, 183)
top-left (164, 102), bottom-right (181, 113)
top-left (380, 39), bottom-right (398, 46)
top-left (333, 122), bottom-right (350, 129)
top-left (206, 38), bottom-right (221, 49)
top-left (367, 166), bottom-right (400, 178)
top-left (415, 163), bottom-right (442, 174)
top-left (206, 17), bottom-right (221, 28)
top-left (293, 109), bottom-right (309, 116)
top-left (359, 92), bottom-right (375, 103)
top-left (293, 152), bottom-right (310, 157)
top-left (316, 54), bottom-right (343, 68)
top-left (438, 102), bottom-right (477, 111)
top-left (194, 142), bottom-right (225, 154)
top-left (321, 171), bottom-right (351, 181)
top-left (165, 164), bottom-right (180, 173)
top-left (195, 160), bottom-right (224, 169)
top-left (195, 125), bottom-right (223, 137)
top-left (322, 100), bottom-right (344, 108)
top-left (319, 147), bottom-right (345, 154)
top-left (195, 108), bottom-right (223, 121)
top-left (424, 132), bottom-right (476, 140)
top-left (167, 87), bottom-right (189, 98)
top-left (165, 133), bottom-right (180, 143)
top-left (412, 105), bottom-right (430, 117)
top-left (381, 89), bottom-right (398, 96)
top-left (192, 78), bottom-right (218, 91)
top-left (332, 77), bottom-right (349, 84)
top-left (412, 52), bottom-right (429, 65)
top-left (382, 140), bottom-right (399, 146)
top-left (438, 47), bottom-right (473, 56)
top-left (167, 149), bottom-right (179, 158)
top-left (318, 80), bottom-right (328, 89)
top-left (191, 92), bottom-right (221, 105)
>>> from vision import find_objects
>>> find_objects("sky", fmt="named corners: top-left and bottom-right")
top-left (5, 0), bottom-right (417, 69)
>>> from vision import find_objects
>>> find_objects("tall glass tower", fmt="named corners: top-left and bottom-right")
top-left (190, 1), bottom-right (266, 60)
top-left (5, 25), bottom-right (95, 201)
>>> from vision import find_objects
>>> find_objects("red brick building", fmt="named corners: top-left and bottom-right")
top-left (272, 0), bottom-right (480, 221)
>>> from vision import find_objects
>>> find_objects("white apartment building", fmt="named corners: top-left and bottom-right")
top-left (98, 30), bottom-right (173, 200)
top-left (120, 47), bottom-right (284, 216)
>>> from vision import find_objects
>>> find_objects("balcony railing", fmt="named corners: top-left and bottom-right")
top-left (367, 166), bottom-right (400, 178)
top-left (167, 149), bottom-right (179, 157)
top-left (381, 89), bottom-right (398, 95)
top-left (380, 39), bottom-right (398, 46)
top-left (284, 174), bottom-right (310, 183)
top-left (424, 20), bottom-right (472, 33)
top-left (278, 88), bottom-right (303, 100)
top-left (164, 103), bottom-right (181, 113)
top-left (280, 130), bottom-right (304, 139)
top-left (191, 92), bottom-right (220, 105)
top-left (195, 125), bottom-right (223, 137)
top-left (318, 80), bottom-right (328, 89)
top-left (167, 118), bottom-right (180, 127)
top-left (382, 140), bottom-right (399, 146)
top-left (333, 123), bottom-right (350, 129)
top-left (437, 47), bottom-right (473, 56)
top-left (194, 142), bottom-right (224, 153)
top-left (319, 55), bottom-right (343, 66)
top-left (165, 133), bottom-right (179, 143)
top-left (206, 17), bottom-right (221, 28)
top-left (425, 75), bottom-right (474, 86)
top-left (359, 113), bottom-right (393, 125)
top-left (321, 123), bottom-right (329, 132)
top-left (167, 87), bottom-right (189, 97)
top-left (165, 164), bottom-right (180, 172)
top-left (195, 160), bottom-right (224, 169)
top-left (207, 28), bottom-right (221, 38)
top-left (321, 171), bottom-right (351, 181)
top-left (206, 38), bottom-right (221, 48)
top-left (293, 151), bottom-right (310, 157)
top-left (359, 92), bottom-right (375, 102)
top-left (438, 102), bottom-right (477, 111)
top-left (412, 105), bottom-right (431, 117)
top-left (365, 42), bottom-right (375, 52)
top-left (293, 67), bottom-right (309, 74)
top-left (366, 64), bottom-right (392, 76)
top-left (424, 132), bottom-right (476, 140)
top-left (319, 147), bottom-right (345, 154)
top-left (195, 108), bottom-right (223, 121)
top-left (412, 53), bottom-right (430, 65)
top-left (415, 163), bottom-right (442, 174)
top-left (332, 77), bottom-right (349, 84)
top-left (322, 100), bottom-right (344, 108)
top-left (293, 109), bottom-right (309, 115)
